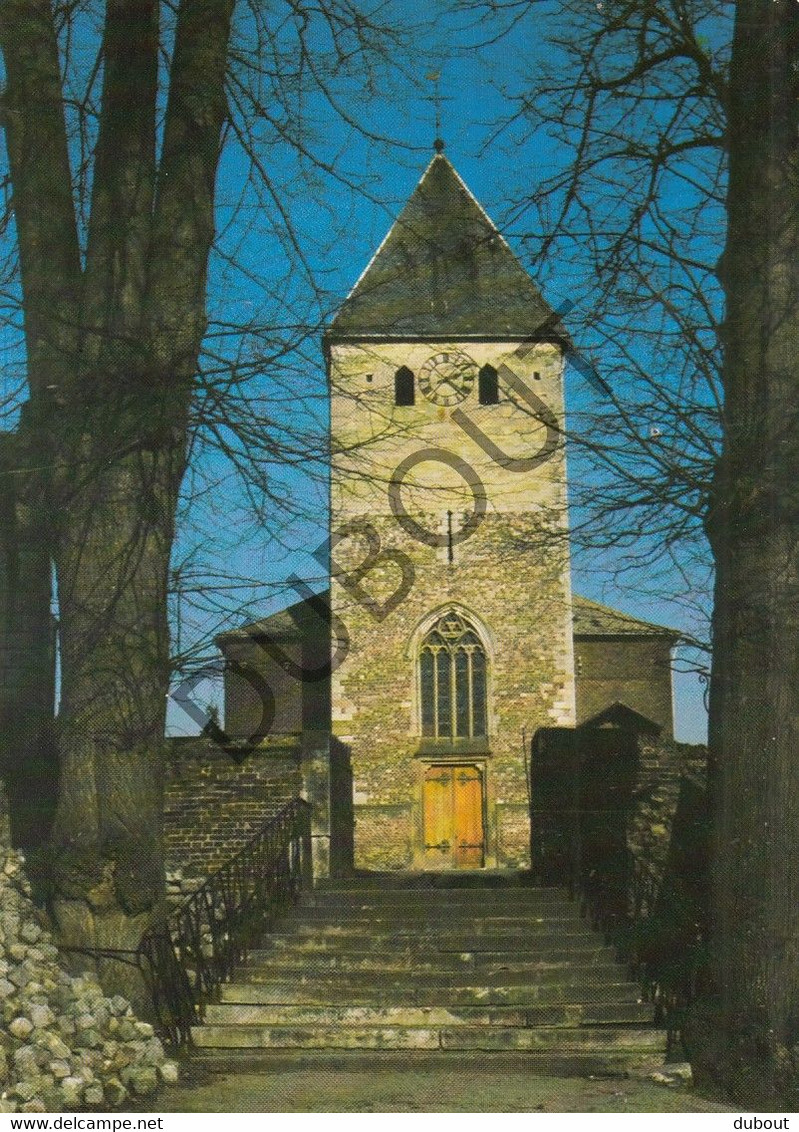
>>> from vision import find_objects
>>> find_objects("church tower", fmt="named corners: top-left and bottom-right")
top-left (326, 152), bottom-right (576, 871)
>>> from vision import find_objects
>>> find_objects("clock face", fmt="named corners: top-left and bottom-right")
top-left (418, 350), bottom-right (476, 406)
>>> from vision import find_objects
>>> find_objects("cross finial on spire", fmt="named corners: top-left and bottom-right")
top-left (425, 70), bottom-right (447, 153)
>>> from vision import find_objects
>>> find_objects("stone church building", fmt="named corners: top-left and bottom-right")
top-left (208, 152), bottom-right (678, 879)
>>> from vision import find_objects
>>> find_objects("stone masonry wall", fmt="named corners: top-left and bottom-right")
top-left (164, 737), bottom-right (302, 883)
top-left (329, 339), bottom-right (575, 871)
top-left (0, 846), bottom-right (177, 1113)
top-left (627, 739), bottom-right (707, 876)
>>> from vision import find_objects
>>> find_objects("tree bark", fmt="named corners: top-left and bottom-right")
top-left (0, 430), bottom-right (57, 849)
top-left (49, 429), bottom-right (183, 1003)
top-left (0, 0), bottom-right (234, 999)
top-left (697, 0), bottom-right (799, 1106)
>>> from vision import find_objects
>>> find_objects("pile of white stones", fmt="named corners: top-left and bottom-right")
top-left (0, 849), bottom-right (178, 1113)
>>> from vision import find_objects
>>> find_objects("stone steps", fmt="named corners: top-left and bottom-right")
top-left (191, 876), bottom-right (665, 1073)
top-left (238, 964), bottom-right (630, 988)
top-left (304, 891), bottom-right (574, 906)
top-left (192, 1022), bottom-right (663, 1053)
top-left (286, 910), bottom-right (578, 925)
top-left (214, 980), bottom-right (642, 1007)
top-left (283, 897), bottom-right (585, 914)
top-left (288, 946), bottom-right (610, 961)
top-left (281, 918), bottom-right (584, 933)
top-left (240, 951), bottom-right (615, 974)
top-left (206, 1001), bottom-right (654, 1027)
top-left (187, 1047), bottom-right (664, 1078)
top-left (263, 930), bottom-right (601, 951)
top-left (314, 872), bottom-right (543, 890)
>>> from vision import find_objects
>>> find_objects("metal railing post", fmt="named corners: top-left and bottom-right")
top-left (135, 797), bottom-right (311, 1048)
top-left (301, 800), bottom-right (313, 889)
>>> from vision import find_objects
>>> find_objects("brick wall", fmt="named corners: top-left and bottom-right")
top-left (574, 637), bottom-right (674, 737)
top-left (164, 736), bottom-right (302, 880)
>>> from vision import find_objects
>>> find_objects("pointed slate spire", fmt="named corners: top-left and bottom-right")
top-left (329, 154), bottom-right (562, 340)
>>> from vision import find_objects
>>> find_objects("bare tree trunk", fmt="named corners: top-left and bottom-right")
top-left (0, 430), bottom-right (57, 849)
top-left (695, 0), bottom-right (799, 1106)
top-left (1, 0), bottom-right (233, 1000)
top-left (49, 434), bottom-right (183, 975)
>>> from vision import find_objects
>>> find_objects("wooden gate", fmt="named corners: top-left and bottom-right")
top-left (423, 764), bottom-right (485, 868)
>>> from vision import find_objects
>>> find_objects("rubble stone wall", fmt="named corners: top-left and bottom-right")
top-left (330, 338), bottom-right (576, 871)
top-left (627, 739), bottom-right (708, 876)
top-left (0, 847), bottom-right (177, 1113)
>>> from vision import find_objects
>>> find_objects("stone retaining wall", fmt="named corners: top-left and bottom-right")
top-left (164, 736), bottom-right (302, 880)
top-left (628, 739), bottom-right (707, 875)
top-left (529, 724), bottom-right (707, 892)
top-left (0, 848), bottom-right (177, 1113)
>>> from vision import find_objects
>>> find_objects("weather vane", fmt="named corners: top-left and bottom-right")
top-left (424, 70), bottom-right (449, 153)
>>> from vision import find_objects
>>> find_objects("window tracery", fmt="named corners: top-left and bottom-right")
top-left (419, 611), bottom-right (487, 740)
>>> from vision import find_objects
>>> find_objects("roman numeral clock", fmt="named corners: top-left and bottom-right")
top-left (418, 349), bottom-right (476, 406)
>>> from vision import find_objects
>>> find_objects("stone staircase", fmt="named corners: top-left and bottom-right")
top-left (191, 875), bottom-right (666, 1074)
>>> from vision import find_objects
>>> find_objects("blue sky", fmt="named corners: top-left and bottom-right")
top-left (0, 0), bottom-right (719, 743)
top-left (164, 0), bottom-right (719, 744)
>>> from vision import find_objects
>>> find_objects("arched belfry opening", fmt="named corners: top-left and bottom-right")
top-left (394, 366), bottom-right (415, 405)
top-left (478, 364), bottom-right (499, 405)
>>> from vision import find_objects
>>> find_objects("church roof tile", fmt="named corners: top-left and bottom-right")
top-left (219, 592), bottom-right (679, 645)
top-left (328, 154), bottom-right (564, 341)
top-left (572, 595), bottom-right (680, 640)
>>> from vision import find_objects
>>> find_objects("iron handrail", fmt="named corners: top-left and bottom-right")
top-left (576, 842), bottom-right (706, 1056)
top-left (137, 797), bottom-right (312, 1047)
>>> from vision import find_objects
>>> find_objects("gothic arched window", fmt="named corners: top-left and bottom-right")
top-left (394, 366), bottom-right (415, 406)
top-left (419, 611), bottom-right (488, 740)
top-left (478, 364), bottom-right (499, 405)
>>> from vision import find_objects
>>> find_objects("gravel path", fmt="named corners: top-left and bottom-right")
top-left (139, 1061), bottom-right (738, 1113)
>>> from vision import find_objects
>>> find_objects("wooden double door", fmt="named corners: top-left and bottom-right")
top-left (423, 764), bottom-right (485, 868)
